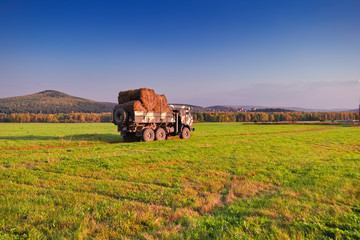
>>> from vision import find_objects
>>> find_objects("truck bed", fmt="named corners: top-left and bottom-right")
top-left (132, 111), bottom-right (175, 124)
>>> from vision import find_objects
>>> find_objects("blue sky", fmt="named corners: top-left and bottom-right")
top-left (1, 0), bottom-right (359, 109)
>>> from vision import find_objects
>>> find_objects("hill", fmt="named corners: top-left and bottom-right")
top-left (173, 104), bottom-right (297, 112)
top-left (168, 103), bottom-right (205, 112)
top-left (175, 104), bottom-right (356, 113)
top-left (0, 90), bottom-right (116, 114)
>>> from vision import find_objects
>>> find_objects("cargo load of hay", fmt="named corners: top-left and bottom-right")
top-left (116, 88), bottom-right (172, 112)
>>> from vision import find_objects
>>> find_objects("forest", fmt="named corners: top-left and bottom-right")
top-left (193, 111), bottom-right (358, 122)
top-left (0, 113), bottom-right (112, 123)
top-left (0, 111), bottom-right (357, 123)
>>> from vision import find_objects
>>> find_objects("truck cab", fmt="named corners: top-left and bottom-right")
top-left (172, 108), bottom-right (194, 129)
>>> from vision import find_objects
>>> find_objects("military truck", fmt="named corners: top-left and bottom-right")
top-left (113, 105), bottom-right (195, 142)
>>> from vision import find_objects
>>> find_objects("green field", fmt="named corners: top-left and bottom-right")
top-left (0, 123), bottom-right (359, 239)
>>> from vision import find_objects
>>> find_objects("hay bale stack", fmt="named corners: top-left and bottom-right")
top-left (152, 94), bottom-right (172, 112)
top-left (117, 100), bottom-right (146, 112)
top-left (118, 88), bottom-right (156, 105)
top-left (138, 88), bottom-right (157, 110)
top-left (116, 88), bottom-right (172, 112)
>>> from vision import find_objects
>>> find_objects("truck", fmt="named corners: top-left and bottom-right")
top-left (113, 105), bottom-right (195, 142)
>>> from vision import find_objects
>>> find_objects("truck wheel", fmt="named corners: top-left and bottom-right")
top-left (155, 128), bottom-right (166, 141)
top-left (180, 127), bottom-right (190, 139)
top-left (113, 107), bottom-right (128, 125)
top-left (142, 128), bottom-right (155, 142)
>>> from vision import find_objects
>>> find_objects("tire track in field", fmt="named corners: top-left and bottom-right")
top-left (0, 141), bottom-right (124, 152)
top-left (0, 154), bottom-right (183, 191)
top-left (205, 126), bottom-right (339, 138)
top-left (1, 177), bottom-right (179, 209)
top-left (30, 167), bottom-right (183, 191)
top-left (0, 126), bottom-right (339, 152)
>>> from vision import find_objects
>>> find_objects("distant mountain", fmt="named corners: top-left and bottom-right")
top-left (171, 104), bottom-right (295, 112)
top-left (0, 90), bottom-right (116, 114)
top-left (205, 105), bottom-right (244, 112)
top-left (216, 105), bottom-right (354, 112)
top-left (172, 104), bottom-right (356, 113)
top-left (168, 103), bottom-right (205, 112)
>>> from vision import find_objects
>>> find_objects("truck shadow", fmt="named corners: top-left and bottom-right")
top-left (63, 134), bottom-right (122, 143)
top-left (0, 134), bottom-right (123, 143)
top-left (0, 135), bottom-right (58, 141)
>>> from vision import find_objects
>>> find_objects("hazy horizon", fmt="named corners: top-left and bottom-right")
top-left (1, 0), bottom-right (360, 109)
top-left (1, 88), bottom-right (357, 111)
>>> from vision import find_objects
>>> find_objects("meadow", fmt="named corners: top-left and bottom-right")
top-left (0, 123), bottom-right (359, 239)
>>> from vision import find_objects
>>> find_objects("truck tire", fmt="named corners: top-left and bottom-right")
top-left (113, 107), bottom-right (128, 125)
top-left (180, 127), bottom-right (190, 139)
top-left (155, 128), bottom-right (166, 141)
top-left (142, 128), bottom-right (155, 142)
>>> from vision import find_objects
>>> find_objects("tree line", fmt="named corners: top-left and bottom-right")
top-left (193, 111), bottom-right (358, 122)
top-left (0, 113), bottom-right (112, 123)
top-left (0, 111), bottom-right (358, 123)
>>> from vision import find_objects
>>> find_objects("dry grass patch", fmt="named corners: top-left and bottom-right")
top-left (341, 182), bottom-right (360, 202)
top-left (198, 143), bottom-right (213, 147)
top-left (261, 209), bottom-right (279, 219)
top-left (225, 178), bottom-right (275, 204)
top-left (261, 206), bottom-right (295, 223)
top-left (170, 207), bottom-right (199, 221)
top-left (14, 158), bottom-right (61, 169)
top-left (199, 192), bottom-right (223, 214)
top-left (282, 189), bottom-right (301, 199)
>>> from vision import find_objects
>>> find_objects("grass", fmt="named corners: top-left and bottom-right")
top-left (0, 123), bottom-right (359, 239)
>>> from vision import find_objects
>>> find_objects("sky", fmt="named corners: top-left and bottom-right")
top-left (1, 0), bottom-right (360, 109)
